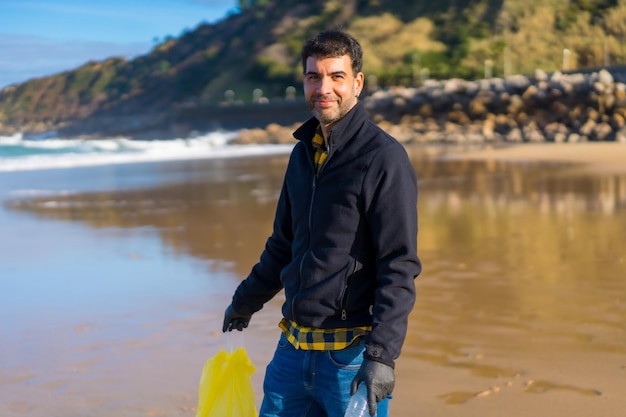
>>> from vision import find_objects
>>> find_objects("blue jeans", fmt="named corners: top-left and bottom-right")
top-left (259, 333), bottom-right (390, 417)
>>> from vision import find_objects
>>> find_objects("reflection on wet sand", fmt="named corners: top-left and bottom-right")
top-left (6, 156), bottom-right (289, 277)
top-left (5, 148), bottom-right (626, 415)
top-left (439, 379), bottom-right (603, 406)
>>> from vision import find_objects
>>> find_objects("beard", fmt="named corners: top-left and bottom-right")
top-left (307, 93), bottom-right (358, 127)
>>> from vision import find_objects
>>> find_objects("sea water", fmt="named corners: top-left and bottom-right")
top-left (0, 129), bottom-right (295, 330)
top-left (0, 131), bottom-right (294, 172)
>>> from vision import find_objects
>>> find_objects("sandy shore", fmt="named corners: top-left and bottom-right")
top-left (440, 141), bottom-right (626, 174)
top-left (1, 142), bottom-right (625, 417)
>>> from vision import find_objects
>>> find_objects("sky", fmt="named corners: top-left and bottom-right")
top-left (0, 0), bottom-right (239, 89)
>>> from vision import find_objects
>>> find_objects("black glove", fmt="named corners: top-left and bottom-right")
top-left (222, 304), bottom-right (252, 332)
top-left (350, 358), bottom-right (395, 417)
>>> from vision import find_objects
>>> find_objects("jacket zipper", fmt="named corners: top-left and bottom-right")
top-left (294, 149), bottom-right (316, 320)
top-left (293, 131), bottom-right (332, 320)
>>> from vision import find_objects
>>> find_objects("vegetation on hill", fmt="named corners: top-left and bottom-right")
top-left (1, 0), bottom-right (626, 135)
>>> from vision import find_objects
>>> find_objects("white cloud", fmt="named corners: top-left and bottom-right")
top-left (0, 0), bottom-right (237, 89)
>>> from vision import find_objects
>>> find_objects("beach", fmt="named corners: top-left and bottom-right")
top-left (1, 141), bottom-right (625, 417)
top-left (442, 141), bottom-right (626, 174)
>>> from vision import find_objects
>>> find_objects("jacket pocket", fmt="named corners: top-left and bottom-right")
top-left (327, 338), bottom-right (365, 369)
top-left (340, 257), bottom-right (363, 321)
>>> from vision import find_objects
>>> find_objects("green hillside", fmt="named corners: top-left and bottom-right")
top-left (1, 0), bottom-right (626, 135)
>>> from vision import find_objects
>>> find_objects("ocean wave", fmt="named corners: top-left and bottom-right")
top-left (0, 131), bottom-right (294, 172)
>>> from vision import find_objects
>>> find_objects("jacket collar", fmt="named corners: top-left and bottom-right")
top-left (292, 101), bottom-right (368, 150)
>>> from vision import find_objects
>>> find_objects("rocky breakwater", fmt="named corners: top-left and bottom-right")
top-left (232, 68), bottom-right (626, 146)
top-left (368, 68), bottom-right (626, 145)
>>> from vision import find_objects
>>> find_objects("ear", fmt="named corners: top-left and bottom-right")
top-left (355, 71), bottom-right (364, 97)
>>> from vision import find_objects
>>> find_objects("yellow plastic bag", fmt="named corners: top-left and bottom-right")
top-left (195, 347), bottom-right (257, 417)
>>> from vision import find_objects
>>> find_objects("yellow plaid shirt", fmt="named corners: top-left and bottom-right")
top-left (278, 124), bottom-right (372, 351)
top-left (279, 318), bottom-right (371, 350)
top-left (311, 126), bottom-right (327, 175)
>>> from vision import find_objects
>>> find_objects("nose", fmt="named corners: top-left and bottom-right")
top-left (318, 76), bottom-right (333, 95)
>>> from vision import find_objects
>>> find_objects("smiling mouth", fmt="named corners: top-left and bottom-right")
top-left (315, 95), bottom-right (336, 103)
top-left (316, 99), bottom-right (336, 107)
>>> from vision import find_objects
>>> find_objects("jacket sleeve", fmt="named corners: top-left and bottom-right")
top-left (362, 141), bottom-right (421, 368)
top-left (231, 177), bottom-right (293, 316)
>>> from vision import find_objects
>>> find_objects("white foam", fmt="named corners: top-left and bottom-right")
top-left (0, 131), bottom-right (295, 172)
top-left (8, 189), bottom-right (77, 197)
top-left (0, 132), bottom-right (24, 145)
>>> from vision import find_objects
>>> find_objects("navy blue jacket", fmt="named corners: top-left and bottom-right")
top-left (232, 102), bottom-right (421, 367)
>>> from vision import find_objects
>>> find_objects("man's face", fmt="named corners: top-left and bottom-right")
top-left (303, 55), bottom-right (364, 130)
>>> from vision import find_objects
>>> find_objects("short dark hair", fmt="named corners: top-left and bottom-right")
top-left (301, 29), bottom-right (363, 75)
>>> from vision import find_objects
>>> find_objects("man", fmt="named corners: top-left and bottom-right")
top-left (223, 29), bottom-right (421, 417)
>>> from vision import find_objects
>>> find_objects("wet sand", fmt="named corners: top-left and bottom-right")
top-left (396, 141), bottom-right (626, 416)
top-left (441, 141), bottom-right (626, 174)
top-left (1, 142), bottom-right (625, 416)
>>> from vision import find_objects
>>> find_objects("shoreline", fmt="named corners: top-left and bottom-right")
top-left (429, 141), bottom-right (626, 174)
